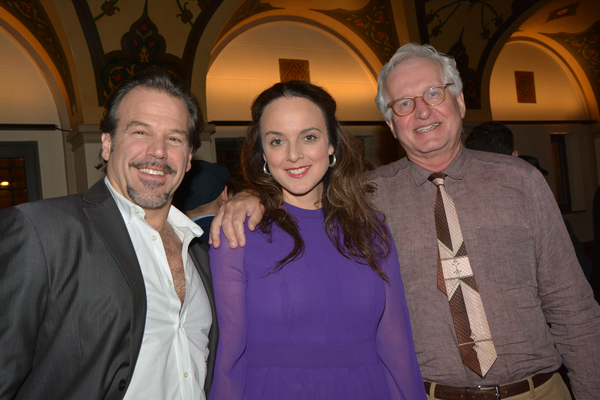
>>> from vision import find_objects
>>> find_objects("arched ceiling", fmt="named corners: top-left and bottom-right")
top-left (412, 0), bottom-right (599, 120)
top-left (0, 0), bottom-right (597, 123)
top-left (0, 0), bottom-right (400, 115)
top-left (490, 40), bottom-right (590, 121)
top-left (508, 0), bottom-right (600, 120)
top-left (207, 21), bottom-right (382, 121)
top-left (212, 0), bottom-right (400, 75)
top-left (70, 0), bottom-right (224, 106)
top-left (0, 1), bottom-right (77, 118)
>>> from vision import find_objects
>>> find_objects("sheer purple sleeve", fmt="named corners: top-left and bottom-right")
top-left (377, 223), bottom-right (427, 400)
top-left (208, 231), bottom-right (248, 400)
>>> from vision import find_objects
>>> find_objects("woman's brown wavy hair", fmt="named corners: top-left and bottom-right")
top-left (241, 80), bottom-right (390, 280)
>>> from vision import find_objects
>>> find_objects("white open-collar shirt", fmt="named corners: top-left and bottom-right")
top-left (106, 178), bottom-right (212, 400)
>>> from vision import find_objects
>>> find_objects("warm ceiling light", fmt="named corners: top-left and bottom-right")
top-left (0, 181), bottom-right (9, 186)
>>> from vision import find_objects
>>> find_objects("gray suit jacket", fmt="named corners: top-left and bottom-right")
top-left (0, 179), bottom-right (218, 400)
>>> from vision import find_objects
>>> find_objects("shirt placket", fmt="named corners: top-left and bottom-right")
top-left (151, 227), bottom-right (193, 399)
top-left (174, 231), bottom-right (195, 399)
top-left (177, 307), bottom-right (194, 399)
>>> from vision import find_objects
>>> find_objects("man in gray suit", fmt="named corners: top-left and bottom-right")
top-left (0, 68), bottom-right (218, 400)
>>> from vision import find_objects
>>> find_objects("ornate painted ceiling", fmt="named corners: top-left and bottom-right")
top-left (415, 0), bottom-right (600, 111)
top-left (0, 0), bottom-right (598, 118)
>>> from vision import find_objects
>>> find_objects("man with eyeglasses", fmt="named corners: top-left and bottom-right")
top-left (211, 43), bottom-right (600, 400)
top-left (369, 43), bottom-right (600, 400)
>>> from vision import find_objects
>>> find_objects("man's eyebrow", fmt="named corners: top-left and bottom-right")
top-left (170, 128), bottom-right (189, 136)
top-left (396, 84), bottom-right (443, 99)
top-left (124, 120), bottom-right (188, 136)
top-left (124, 120), bottom-right (149, 131)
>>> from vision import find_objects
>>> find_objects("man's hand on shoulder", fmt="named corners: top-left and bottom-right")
top-left (209, 191), bottom-right (264, 248)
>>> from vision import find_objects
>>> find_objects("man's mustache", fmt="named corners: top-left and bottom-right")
top-left (130, 161), bottom-right (176, 175)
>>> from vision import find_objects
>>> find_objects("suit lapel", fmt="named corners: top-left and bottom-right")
top-left (82, 179), bottom-right (147, 373)
top-left (189, 240), bottom-right (218, 396)
top-left (189, 241), bottom-right (215, 315)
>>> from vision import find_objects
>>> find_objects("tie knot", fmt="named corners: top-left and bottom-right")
top-left (428, 172), bottom-right (447, 186)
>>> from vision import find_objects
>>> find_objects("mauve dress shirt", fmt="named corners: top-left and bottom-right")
top-left (366, 147), bottom-right (600, 399)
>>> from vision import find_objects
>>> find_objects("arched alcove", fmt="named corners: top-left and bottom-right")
top-left (0, 25), bottom-right (68, 199)
top-left (206, 21), bottom-right (381, 122)
top-left (490, 41), bottom-right (588, 121)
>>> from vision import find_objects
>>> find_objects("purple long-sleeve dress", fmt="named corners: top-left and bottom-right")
top-left (209, 203), bottom-right (425, 400)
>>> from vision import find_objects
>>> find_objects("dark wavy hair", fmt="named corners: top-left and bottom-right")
top-left (241, 80), bottom-right (390, 280)
top-left (97, 66), bottom-right (204, 172)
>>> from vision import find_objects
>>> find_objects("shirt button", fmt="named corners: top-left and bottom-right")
top-left (183, 372), bottom-right (188, 378)
top-left (151, 235), bottom-right (157, 241)
top-left (133, 207), bottom-right (139, 214)
top-left (167, 280), bottom-right (172, 286)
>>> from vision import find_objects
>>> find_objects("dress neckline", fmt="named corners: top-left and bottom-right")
top-left (283, 202), bottom-right (323, 220)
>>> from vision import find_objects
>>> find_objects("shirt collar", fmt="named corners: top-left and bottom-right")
top-left (192, 214), bottom-right (216, 222)
top-left (104, 177), bottom-right (203, 238)
top-left (407, 145), bottom-right (467, 186)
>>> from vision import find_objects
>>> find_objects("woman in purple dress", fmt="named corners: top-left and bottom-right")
top-left (209, 81), bottom-right (425, 400)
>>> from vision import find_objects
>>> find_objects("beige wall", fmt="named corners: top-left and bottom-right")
top-left (509, 124), bottom-right (593, 242)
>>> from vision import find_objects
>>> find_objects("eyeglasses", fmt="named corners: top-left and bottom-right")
top-left (387, 83), bottom-right (454, 117)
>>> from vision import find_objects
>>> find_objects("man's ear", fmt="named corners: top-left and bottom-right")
top-left (385, 120), bottom-right (398, 139)
top-left (456, 92), bottom-right (466, 119)
top-left (101, 132), bottom-right (112, 161)
top-left (186, 152), bottom-right (193, 172)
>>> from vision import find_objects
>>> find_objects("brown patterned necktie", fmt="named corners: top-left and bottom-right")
top-left (429, 172), bottom-right (497, 377)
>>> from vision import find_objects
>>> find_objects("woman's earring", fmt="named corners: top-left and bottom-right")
top-left (263, 161), bottom-right (271, 175)
top-left (328, 154), bottom-right (337, 168)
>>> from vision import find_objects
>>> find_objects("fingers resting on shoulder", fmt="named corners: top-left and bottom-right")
top-left (209, 191), bottom-right (264, 249)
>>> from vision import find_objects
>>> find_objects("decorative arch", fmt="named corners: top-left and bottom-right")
top-left (209, 15), bottom-right (382, 81)
top-left (413, 0), bottom-right (555, 116)
top-left (476, 0), bottom-right (556, 118)
top-left (0, 7), bottom-right (74, 130)
top-left (0, 19), bottom-right (72, 197)
top-left (205, 20), bottom-right (383, 122)
top-left (489, 39), bottom-right (590, 121)
top-left (72, 0), bottom-right (224, 106)
top-left (478, 0), bottom-right (599, 124)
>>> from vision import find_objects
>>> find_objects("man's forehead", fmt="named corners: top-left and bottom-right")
top-left (117, 88), bottom-right (190, 129)
top-left (394, 57), bottom-right (442, 73)
top-left (120, 86), bottom-right (157, 104)
top-left (387, 58), bottom-right (444, 93)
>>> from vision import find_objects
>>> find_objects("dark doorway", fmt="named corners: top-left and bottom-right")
top-left (0, 142), bottom-right (42, 209)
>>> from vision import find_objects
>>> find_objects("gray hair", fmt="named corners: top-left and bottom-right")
top-left (375, 43), bottom-right (463, 121)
